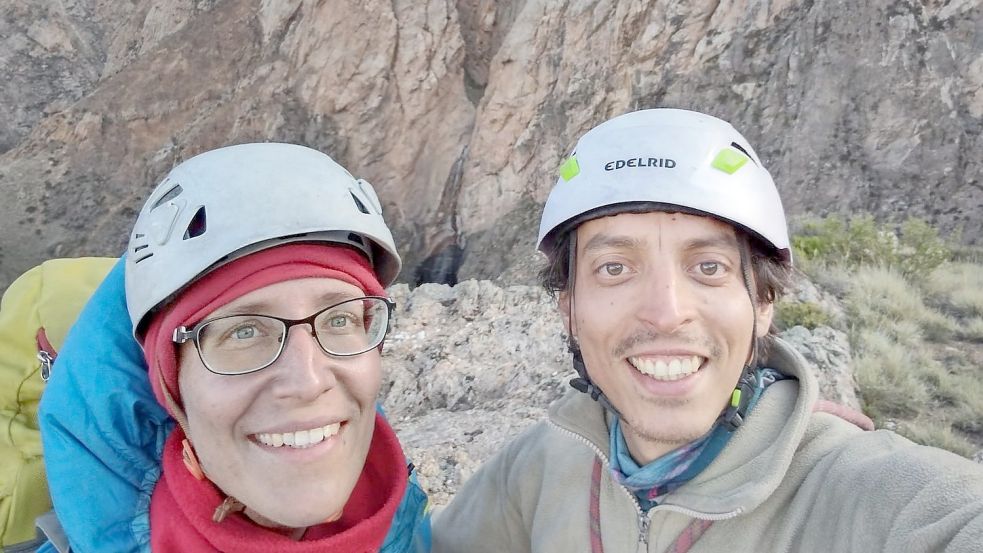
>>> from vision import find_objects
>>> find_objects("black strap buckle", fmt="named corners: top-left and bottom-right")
top-left (721, 370), bottom-right (757, 432)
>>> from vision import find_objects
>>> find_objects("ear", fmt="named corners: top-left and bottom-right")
top-left (755, 299), bottom-right (775, 338)
top-left (557, 289), bottom-right (573, 335)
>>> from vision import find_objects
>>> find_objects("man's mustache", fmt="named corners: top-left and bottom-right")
top-left (613, 329), bottom-right (720, 359)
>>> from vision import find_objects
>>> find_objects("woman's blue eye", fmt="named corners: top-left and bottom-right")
top-left (233, 326), bottom-right (257, 339)
top-left (328, 315), bottom-right (350, 328)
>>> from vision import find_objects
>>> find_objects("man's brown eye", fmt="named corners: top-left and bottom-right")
top-left (604, 263), bottom-right (624, 276)
top-left (699, 262), bottom-right (719, 276)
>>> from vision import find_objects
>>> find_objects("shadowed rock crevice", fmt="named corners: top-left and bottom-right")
top-left (454, 0), bottom-right (525, 106)
top-left (408, 142), bottom-right (470, 286)
top-left (414, 244), bottom-right (465, 286)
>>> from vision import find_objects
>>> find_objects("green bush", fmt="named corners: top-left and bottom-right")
top-left (896, 421), bottom-right (978, 459)
top-left (791, 214), bottom-right (981, 459)
top-left (896, 218), bottom-right (952, 277)
top-left (919, 311), bottom-right (958, 342)
top-left (952, 402), bottom-right (983, 435)
top-left (791, 214), bottom-right (951, 279)
top-left (956, 317), bottom-right (983, 343)
top-left (924, 263), bottom-right (983, 319)
top-left (853, 329), bottom-right (932, 421)
top-left (845, 266), bottom-right (952, 339)
top-left (774, 300), bottom-right (831, 330)
top-left (951, 245), bottom-right (983, 264)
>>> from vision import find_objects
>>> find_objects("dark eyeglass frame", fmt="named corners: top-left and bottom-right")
top-left (172, 296), bottom-right (396, 375)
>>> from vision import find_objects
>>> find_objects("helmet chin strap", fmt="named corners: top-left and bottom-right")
top-left (565, 231), bottom-right (759, 432)
top-left (568, 344), bottom-right (624, 419)
top-left (565, 233), bottom-right (624, 419)
top-left (720, 240), bottom-right (759, 431)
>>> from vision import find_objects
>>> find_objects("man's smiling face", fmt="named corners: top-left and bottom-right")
top-left (561, 210), bottom-right (773, 463)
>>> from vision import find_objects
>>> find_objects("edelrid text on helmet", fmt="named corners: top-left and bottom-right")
top-left (537, 108), bottom-right (791, 263)
top-left (124, 143), bottom-right (401, 335)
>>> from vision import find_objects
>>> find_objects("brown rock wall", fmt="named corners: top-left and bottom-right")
top-left (1, 0), bottom-right (981, 291)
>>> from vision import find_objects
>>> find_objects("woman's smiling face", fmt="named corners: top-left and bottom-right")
top-left (177, 277), bottom-right (381, 529)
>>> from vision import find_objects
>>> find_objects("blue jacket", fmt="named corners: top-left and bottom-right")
top-left (37, 258), bottom-right (431, 552)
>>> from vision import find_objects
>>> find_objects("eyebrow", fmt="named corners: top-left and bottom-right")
top-left (580, 230), bottom-right (741, 255)
top-left (581, 233), bottom-right (646, 254)
top-left (683, 233), bottom-right (741, 254)
top-left (215, 290), bottom-right (363, 317)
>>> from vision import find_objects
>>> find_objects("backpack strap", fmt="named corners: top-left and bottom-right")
top-left (813, 399), bottom-right (875, 431)
top-left (35, 510), bottom-right (70, 553)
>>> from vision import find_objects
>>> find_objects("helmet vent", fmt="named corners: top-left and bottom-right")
top-left (729, 142), bottom-right (757, 166)
top-left (130, 236), bottom-right (152, 262)
top-left (152, 184), bottom-right (184, 209)
top-left (347, 233), bottom-right (366, 247)
top-left (183, 206), bottom-right (207, 239)
top-left (349, 191), bottom-right (370, 214)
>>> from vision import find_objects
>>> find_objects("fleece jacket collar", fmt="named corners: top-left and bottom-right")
top-left (548, 337), bottom-right (819, 518)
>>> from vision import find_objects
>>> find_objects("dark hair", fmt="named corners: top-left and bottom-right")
top-left (539, 212), bottom-right (793, 362)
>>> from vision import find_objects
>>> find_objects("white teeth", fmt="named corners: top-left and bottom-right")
top-left (668, 358), bottom-right (681, 377)
top-left (628, 355), bottom-right (702, 381)
top-left (255, 423), bottom-right (341, 449)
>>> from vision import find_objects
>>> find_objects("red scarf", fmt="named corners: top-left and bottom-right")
top-left (150, 413), bottom-right (408, 552)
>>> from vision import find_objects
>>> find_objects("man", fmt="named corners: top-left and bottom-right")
top-left (432, 108), bottom-right (983, 552)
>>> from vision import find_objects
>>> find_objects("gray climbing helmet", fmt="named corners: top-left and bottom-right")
top-left (125, 143), bottom-right (401, 334)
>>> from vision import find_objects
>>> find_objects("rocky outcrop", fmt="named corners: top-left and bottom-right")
top-left (2, 0), bottom-right (982, 292)
top-left (380, 280), bottom-right (864, 507)
top-left (380, 281), bottom-right (568, 505)
top-left (780, 325), bottom-right (859, 409)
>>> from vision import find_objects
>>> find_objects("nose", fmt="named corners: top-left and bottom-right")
top-left (268, 324), bottom-right (337, 401)
top-left (634, 266), bottom-right (694, 334)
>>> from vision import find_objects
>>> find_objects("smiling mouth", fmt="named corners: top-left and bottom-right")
top-left (627, 356), bottom-right (704, 381)
top-left (253, 422), bottom-right (342, 449)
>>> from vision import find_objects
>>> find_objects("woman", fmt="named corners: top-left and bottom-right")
top-left (38, 143), bottom-right (429, 552)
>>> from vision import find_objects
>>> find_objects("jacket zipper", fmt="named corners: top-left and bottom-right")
top-left (548, 419), bottom-right (747, 551)
top-left (548, 421), bottom-right (653, 550)
top-left (636, 512), bottom-right (651, 553)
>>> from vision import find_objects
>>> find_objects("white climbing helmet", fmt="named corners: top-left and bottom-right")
top-left (125, 142), bottom-right (401, 334)
top-left (537, 108), bottom-right (791, 262)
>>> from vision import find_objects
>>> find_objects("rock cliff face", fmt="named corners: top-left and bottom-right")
top-left (2, 0), bottom-right (981, 292)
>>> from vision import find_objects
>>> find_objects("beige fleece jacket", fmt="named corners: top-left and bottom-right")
top-left (432, 339), bottom-right (983, 552)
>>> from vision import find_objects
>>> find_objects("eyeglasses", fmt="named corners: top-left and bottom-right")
top-left (172, 296), bottom-right (395, 375)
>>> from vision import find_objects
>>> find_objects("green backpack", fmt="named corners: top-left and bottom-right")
top-left (0, 257), bottom-right (115, 550)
